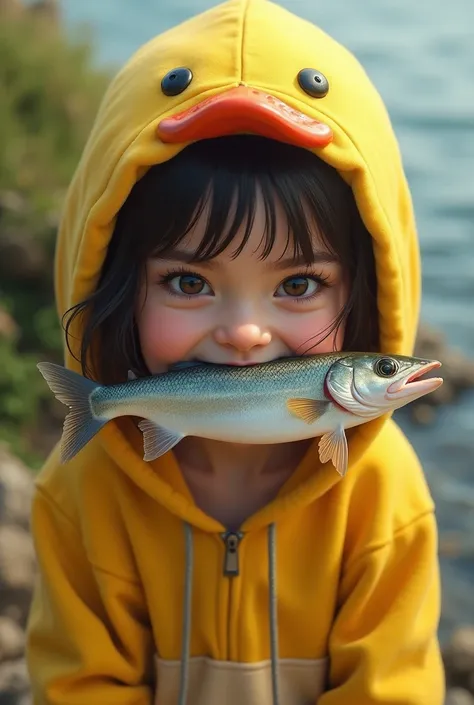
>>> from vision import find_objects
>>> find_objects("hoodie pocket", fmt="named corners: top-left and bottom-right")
top-left (154, 654), bottom-right (328, 705)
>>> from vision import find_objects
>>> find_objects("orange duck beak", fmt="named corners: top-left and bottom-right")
top-left (157, 85), bottom-right (333, 148)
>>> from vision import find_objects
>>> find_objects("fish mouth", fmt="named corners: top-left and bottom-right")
top-left (157, 85), bottom-right (333, 148)
top-left (385, 360), bottom-right (443, 401)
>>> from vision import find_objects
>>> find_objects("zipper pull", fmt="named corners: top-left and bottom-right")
top-left (221, 531), bottom-right (243, 577)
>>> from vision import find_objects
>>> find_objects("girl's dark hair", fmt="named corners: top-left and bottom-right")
top-left (64, 135), bottom-right (379, 383)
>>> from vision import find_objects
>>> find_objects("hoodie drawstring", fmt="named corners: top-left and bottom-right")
top-left (178, 522), bottom-right (194, 705)
top-left (268, 522), bottom-right (281, 705)
top-left (178, 522), bottom-right (280, 705)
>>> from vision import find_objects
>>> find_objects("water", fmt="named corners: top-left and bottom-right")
top-left (59, 0), bottom-right (474, 639)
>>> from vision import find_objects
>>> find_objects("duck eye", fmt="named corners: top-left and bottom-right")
top-left (161, 67), bottom-right (193, 97)
top-left (374, 357), bottom-right (399, 377)
top-left (297, 68), bottom-right (329, 98)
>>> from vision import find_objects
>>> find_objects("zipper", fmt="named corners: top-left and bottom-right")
top-left (221, 530), bottom-right (244, 576)
top-left (221, 530), bottom-right (244, 660)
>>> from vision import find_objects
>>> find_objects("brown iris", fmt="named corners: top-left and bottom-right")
top-left (179, 274), bottom-right (205, 295)
top-left (282, 276), bottom-right (310, 297)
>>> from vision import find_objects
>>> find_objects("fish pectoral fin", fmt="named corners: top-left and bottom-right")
top-left (138, 420), bottom-right (184, 461)
top-left (318, 425), bottom-right (348, 477)
top-left (286, 398), bottom-right (329, 424)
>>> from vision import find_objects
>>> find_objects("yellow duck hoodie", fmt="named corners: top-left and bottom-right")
top-left (26, 0), bottom-right (445, 703)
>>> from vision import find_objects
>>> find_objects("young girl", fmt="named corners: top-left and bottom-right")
top-left (26, 0), bottom-right (445, 703)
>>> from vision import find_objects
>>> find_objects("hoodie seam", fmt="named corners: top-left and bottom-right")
top-left (239, 0), bottom-right (251, 81)
top-left (343, 507), bottom-right (435, 571)
top-left (34, 486), bottom-right (142, 585)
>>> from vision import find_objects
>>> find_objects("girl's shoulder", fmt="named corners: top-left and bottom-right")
top-left (333, 418), bottom-right (436, 559)
top-left (34, 435), bottom-right (120, 524)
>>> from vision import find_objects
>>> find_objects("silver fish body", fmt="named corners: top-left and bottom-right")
top-left (37, 352), bottom-right (443, 476)
top-left (94, 355), bottom-right (351, 443)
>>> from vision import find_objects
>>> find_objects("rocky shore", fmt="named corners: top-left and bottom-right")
top-left (0, 447), bottom-right (35, 705)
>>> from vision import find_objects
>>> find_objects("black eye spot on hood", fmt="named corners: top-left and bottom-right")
top-left (297, 68), bottom-right (329, 98)
top-left (161, 68), bottom-right (193, 97)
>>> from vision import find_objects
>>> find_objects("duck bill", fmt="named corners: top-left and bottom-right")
top-left (385, 360), bottom-right (443, 402)
top-left (157, 85), bottom-right (333, 148)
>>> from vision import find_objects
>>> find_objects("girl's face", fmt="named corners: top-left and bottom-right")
top-left (136, 192), bottom-right (348, 374)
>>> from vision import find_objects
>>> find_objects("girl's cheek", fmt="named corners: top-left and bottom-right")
top-left (137, 306), bottom-right (205, 366)
top-left (281, 311), bottom-right (345, 354)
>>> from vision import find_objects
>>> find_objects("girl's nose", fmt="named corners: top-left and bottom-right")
top-left (214, 323), bottom-right (272, 352)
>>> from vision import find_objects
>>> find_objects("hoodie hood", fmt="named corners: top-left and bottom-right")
top-left (54, 0), bottom-right (421, 513)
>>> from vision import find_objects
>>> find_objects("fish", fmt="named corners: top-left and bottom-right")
top-left (37, 352), bottom-right (443, 476)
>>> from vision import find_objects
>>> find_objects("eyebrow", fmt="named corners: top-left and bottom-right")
top-left (151, 248), bottom-right (339, 270)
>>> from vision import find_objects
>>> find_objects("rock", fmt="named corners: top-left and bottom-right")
top-left (0, 447), bottom-right (34, 701)
top-left (0, 446), bottom-right (36, 623)
top-left (0, 230), bottom-right (47, 281)
top-left (0, 446), bottom-right (34, 529)
top-left (0, 0), bottom-right (60, 25)
top-left (0, 191), bottom-right (28, 216)
top-left (17, 693), bottom-right (32, 705)
top-left (0, 0), bottom-right (23, 18)
top-left (410, 402), bottom-right (436, 426)
top-left (0, 658), bottom-right (30, 704)
top-left (439, 533), bottom-right (464, 559)
top-left (445, 688), bottom-right (474, 705)
top-left (443, 627), bottom-right (474, 692)
top-left (0, 616), bottom-right (25, 660)
top-left (415, 324), bottom-right (474, 395)
top-left (0, 526), bottom-right (36, 624)
top-left (28, 0), bottom-right (60, 28)
top-left (405, 323), bottom-right (474, 423)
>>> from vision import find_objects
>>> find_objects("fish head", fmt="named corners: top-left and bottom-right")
top-left (325, 354), bottom-right (443, 418)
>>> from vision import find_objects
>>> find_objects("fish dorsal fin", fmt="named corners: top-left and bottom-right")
top-left (318, 425), bottom-right (348, 476)
top-left (286, 398), bottom-right (329, 424)
top-left (137, 420), bottom-right (185, 461)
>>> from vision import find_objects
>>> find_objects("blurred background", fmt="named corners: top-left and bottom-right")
top-left (0, 0), bottom-right (473, 702)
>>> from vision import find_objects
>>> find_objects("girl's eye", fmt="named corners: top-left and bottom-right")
top-left (276, 276), bottom-right (320, 298)
top-left (168, 274), bottom-right (211, 296)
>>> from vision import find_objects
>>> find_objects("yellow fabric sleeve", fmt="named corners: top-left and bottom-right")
top-left (319, 511), bottom-right (445, 704)
top-left (26, 488), bottom-right (155, 705)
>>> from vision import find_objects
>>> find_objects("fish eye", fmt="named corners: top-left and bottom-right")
top-left (161, 67), bottom-right (193, 96)
top-left (297, 68), bottom-right (329, 98)
top-left (374, 357), bottom-right (399, 377)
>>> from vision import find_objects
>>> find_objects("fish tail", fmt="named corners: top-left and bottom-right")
top-left (37, 362), bottom-right (106, 463)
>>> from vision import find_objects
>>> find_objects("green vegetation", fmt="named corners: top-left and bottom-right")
top-left (0, 7), bottom-right (111, 466)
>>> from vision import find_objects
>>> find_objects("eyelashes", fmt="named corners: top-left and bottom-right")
top-left (155, 265), bottom-right (332, 302)
top-left (275, 271), bottom-right (331, 302)
top-left (156, 266), bottom-right (212, 298)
